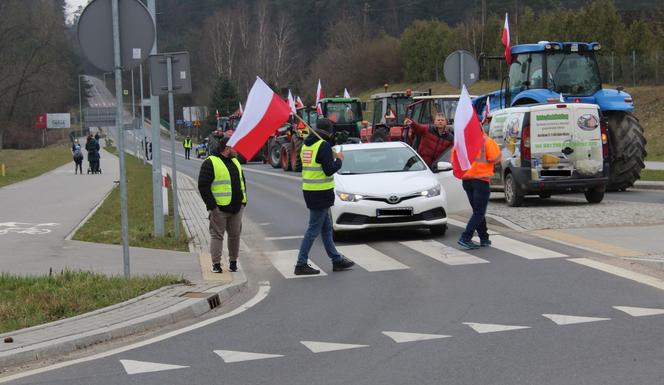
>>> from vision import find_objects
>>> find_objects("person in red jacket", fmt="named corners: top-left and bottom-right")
top-left (404, 112), bottom-right (454, 167)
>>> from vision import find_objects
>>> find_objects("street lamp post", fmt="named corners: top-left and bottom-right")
top-left (78, 74), bottom-right (85, 137)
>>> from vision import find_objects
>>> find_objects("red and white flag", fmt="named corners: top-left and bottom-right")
top-left (481, 98), bottom-right (491, 125)
top-left (315, 79), bottom-right (324, 114)
top-left (227, 77), bottom-right (291, 160)
top-left (215, 109), bottom-right (220, 120)
top-left (287, 89), bottom-right (296, 114)
top-left (502, 13), bottom-right (512, 65)
top-left (559, 92), bottom-right (565, 103)
top-left (452, 85), bottom-right (485, 178)
top-left (343, 88), bottom-right (350, 98)
top-left (238, 102), bottom-right (244, 115)
top-left (295, 96), bottom-right (304, 110)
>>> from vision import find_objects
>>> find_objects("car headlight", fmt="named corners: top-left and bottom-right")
top-left (420, 185), bottom-right (441, 198)
top-left (337, 191), bottom-right (364, 202)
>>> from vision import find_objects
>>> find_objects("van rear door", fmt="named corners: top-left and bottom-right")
top-left (530, 106), bottom-right (575, 179)
top-left (570, 105), bottom-right (603, 177)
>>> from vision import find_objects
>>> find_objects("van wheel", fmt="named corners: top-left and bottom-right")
top-left (504, 173), bottom-right (524, 207)
top-left (429, 224), bottom-right (447, 236)
top-left (584, 185), bottom-right (605, 204)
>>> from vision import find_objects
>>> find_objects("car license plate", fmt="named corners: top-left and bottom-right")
top-left (376, 207), bottom-right (413, 217)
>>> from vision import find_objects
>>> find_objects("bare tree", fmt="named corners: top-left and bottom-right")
top-left (272, 13), bottom-right (296, 86)
top-left (204, 9), bottom-right (236, 79)
top-left (255, 0), bottom-right (271, 79)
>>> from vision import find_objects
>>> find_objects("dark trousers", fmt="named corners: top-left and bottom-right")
top-left (460, 179), bottom-right (491, 242)
top-left (185, 148), bottom-right (191, 159)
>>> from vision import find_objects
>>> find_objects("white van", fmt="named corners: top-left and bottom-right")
top-left (487, 103), bottom-right (609, 206)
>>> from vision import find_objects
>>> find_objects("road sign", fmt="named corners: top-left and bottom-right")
top-left (123, 89), bottom-right (129, 96)
top-left (148, 52), bottom-right (192, 96)
top-left (193, 120), bottom-right (201, 127)
top-left (185, 121), bottom-right (193, 128)
top-left (176, 119), bottom-right (184, 125)
top-left (443, 50), bottom-right (480, 89)
top-left (85, 107), bottom-right (116, 127)
top-left (77, 0), bottom-right (155, 71)
top-left (46, 113), bottom-right (71, 129)
top-left (35, 113), bottom-right (47, 129)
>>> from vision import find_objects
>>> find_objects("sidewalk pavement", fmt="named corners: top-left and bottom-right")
top-left (0, 147), bottom-right (246, 371)
top-left (644, 161), bottom-right (664, 170)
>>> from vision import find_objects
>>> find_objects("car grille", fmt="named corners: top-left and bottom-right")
top-left (363, 193), bottom-right (421, 205)
top-left (337, 207), bottom-right (446, 225)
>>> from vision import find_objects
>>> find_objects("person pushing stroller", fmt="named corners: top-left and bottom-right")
top-left (85, 134), bottom-right (101, 174)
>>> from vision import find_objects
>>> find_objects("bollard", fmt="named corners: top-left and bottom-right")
top-left (1, 163), bottom-right (5, 177)
top-left (162, 174), bottom-right (169, 216)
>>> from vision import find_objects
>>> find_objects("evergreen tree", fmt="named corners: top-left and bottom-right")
top-left (210, 75), bottom-right (239, 116)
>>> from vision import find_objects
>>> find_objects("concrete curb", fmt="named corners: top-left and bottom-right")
top-left (633, 180), bottom-right (664, 190)
top-left (0, 276), bottom-right (247, 369)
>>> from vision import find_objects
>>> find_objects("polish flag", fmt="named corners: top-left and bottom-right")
top-left (343, 88), bottom-right (350, 98)
top-left (502, 13), bottom-right (512, 65)
top-left (481, 98), bottom-right (491, 125)
top-left (238, 102), bottom-right (244, 115)
top-left (452, 85), bottom-right (485, 178)
top-left (227, 77), bottom-right (292, 160)
top-left (287, 89), bottom-right (297, 114)
top-left (559, 92), bottom-right (565, 102)
top-left (315, 79), bottom-right (324, 115)
top-left (295, 96), bottom-right (304, 110)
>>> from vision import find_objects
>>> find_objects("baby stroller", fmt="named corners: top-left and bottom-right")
top-left (87, 151), bottom-right (102, 174)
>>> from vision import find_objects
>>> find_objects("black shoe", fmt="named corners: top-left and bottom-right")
top-left (211, 263), bottom-right (222, 273)
top-left (229, 260), bottom-right (238, 272)
top-left (294, 264), bottom-right (320, 275)
top-left (480, 239), bottom-right (492, 247)
top-left (332, 256), bottom-right (355, 272)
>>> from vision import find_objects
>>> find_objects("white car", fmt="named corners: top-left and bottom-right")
top-left (331, 142), bottom-right (449, 238)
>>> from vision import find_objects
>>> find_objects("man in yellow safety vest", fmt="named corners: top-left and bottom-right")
top-left (197, 136), bottom-right (246, 273)
top-left (295, 118), bottom-right (355, 275)
top-left (183, 136), bottom-right (193, 160)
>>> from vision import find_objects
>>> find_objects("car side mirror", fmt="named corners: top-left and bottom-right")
top-left (435, 161), bottom-right (453, 173)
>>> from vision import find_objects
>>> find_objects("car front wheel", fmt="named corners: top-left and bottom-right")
top-left (504, 173), bottom-right (524, 207)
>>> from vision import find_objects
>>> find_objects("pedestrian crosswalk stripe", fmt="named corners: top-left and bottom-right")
top-left (119, 359), bottom-right (188, 375)
top-left (463, 322), bottom-right (531, 334)
top-left (542, 314), bottom-right (611, 325)
top-left (265, 250), bottom-right (327, 279)
top-left (382, 331), bottom-right (451, 343)
top-left (300, 340), bottom-right (369, 353)
top-left (474, 235), bottom-right (567, 260)
top-left (613, 306), bottom-right (664, 317)
top-left (214, 350), bottom-right (283, 363)
top-left (337, 245), bottom-right (409, 272)
top-left (447, 218), bottom-right (498, 235)
top-left (400, 240), bottom-right (490, 265)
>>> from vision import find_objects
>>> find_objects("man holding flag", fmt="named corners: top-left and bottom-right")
top-left (451, 86), bottom-right (501, 250)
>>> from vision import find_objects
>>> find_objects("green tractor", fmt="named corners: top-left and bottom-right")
top-left (318, 97), bottom-right (364, 145)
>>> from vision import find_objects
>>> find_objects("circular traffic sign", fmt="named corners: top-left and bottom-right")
top-left (443, 50), bottom-right (480, 89)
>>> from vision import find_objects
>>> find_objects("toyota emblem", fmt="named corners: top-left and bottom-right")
top-left (387, 195), bottom-right (399, 204)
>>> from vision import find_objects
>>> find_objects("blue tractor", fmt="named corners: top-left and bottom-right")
top-left (474, 42), bottom-right (646, 190)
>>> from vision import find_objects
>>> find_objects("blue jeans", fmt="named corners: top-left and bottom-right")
top-left (297, 208), bottom-right (342, 266)
top-left (460, 179), bottom-right (491, 242)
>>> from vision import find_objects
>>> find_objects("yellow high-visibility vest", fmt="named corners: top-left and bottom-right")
top-left (183, 138), bottom-right (192, 148)
top-left (209, 156), bottom-right (247, 206)
top-left (301, 139), bottom-right (335, 191)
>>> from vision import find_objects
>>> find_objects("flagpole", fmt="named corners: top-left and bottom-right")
top-left (293, 113), bottom-right (324, 141)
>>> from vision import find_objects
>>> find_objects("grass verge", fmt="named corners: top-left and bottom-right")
top-left (0, 270), bottom-right (183, 333)
top-left (73, 148), bottom-right (189, 251)
top-left (0, 144), bottom-right (72, 188)
top-left (640, 169), bottom-right (664, 181)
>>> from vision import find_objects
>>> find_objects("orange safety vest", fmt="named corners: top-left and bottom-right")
top-left (452, 134), bottom-right (501, 182)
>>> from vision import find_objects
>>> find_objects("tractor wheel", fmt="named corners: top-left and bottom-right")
top-left (291, 136), bottom-right (303, 172)
top-left (606, 111), bottom-right (646, 191)
top-left (280, 143), bottom-right (292, 171)
top-left (268, 138), bottom-right (281, 168)
top-left (371, 126), bottom-right (388, 142)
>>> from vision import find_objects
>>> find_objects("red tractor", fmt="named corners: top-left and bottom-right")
top-left (267, 107), bottom-right (318, 171)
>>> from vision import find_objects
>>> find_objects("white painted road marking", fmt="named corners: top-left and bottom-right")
top-left (337, 244), bottom-right (409, 272)
top-left (214, 350), bottom-right (283, 363)
top-left (382, 331), bottom-right (451, 343)
top-left (400, 240), bottom-right (490, 265)
top-left (613, 306), bottom-right (664, 317)
top-left (542, 314), bottom-right (611, 325)
top-left (476, 235), bottom-right (567, 260)
top-left (568, 258), bottom-right (664, 291)
top-left (120, 359), bottom-right (188, 375)
top-left (265, 235), bottom-right (305, 241)
top-left (243, 166), bottom-right (301, 181)
top-left (463, 322), bottom-right (531, 334)
top-left (300, 341), bottom-right (369, 353)
top-left (265, 249), bottom-right (327, 278)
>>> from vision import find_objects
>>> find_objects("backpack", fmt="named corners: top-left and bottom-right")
top-left (73, 145), bottom-right (83, 160)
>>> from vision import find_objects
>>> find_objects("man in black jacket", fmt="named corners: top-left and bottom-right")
top-left (295, 119), bottom-right (355, 275)
top-left (198, 135), bottom-right (246, 273)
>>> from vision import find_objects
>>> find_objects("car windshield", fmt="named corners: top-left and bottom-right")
top-left (546, 52), bottom-right (601, 95)
top-left (325, 102), bottom-right (361, 124)
top-left (338, 147), bottom-right (426, 174)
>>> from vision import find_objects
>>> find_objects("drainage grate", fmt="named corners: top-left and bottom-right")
top-left (207, 294), bottom-right (221, 309)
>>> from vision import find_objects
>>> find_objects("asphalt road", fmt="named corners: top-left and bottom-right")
top-left (9, 80), bottom-right (663, 384)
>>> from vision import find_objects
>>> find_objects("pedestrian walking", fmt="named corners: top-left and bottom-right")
top-left (452, 131), bottom-right (501, 249)
top-left (294, 118), bottom-right (355, 275)
top-left (85, 134), bottom-right (101, 174)
top-left (72, 139), bottom-right (84, 175)
top-left (197, 134), bottom-right (246, 273)
top-left (183, 135), bottom-right (193, 160)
